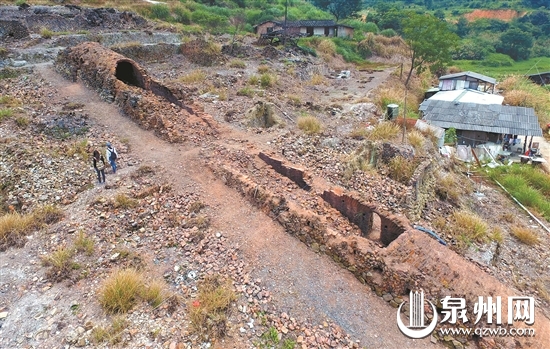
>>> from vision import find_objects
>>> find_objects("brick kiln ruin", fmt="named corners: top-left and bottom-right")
top-left (54, 42), bottom-right (550, 348)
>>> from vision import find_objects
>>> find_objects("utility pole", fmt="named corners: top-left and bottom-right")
top-left (403, 87), bottom-right (407, 142)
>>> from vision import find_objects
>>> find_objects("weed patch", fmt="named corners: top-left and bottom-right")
top-left (189, 274), bottom-right (236, 340)
top-left (91, 317), bottom-right (127, 345)
top-left (99, 269), bottom-right (144, 314)
top-left (74, 230), bottom-right (94, 256)
top-left (114, 193), bottom-right (138, 209)
top-left (297, 115), bottom-right (321, 135)
top-left (450, 210), bottom-right (489, 245)
top-left (41, 246), bottom-right (77, 282)
top-left (510, 226), bottom-right (539, 245)
top-left (367, 122), bottom-right (400, 141)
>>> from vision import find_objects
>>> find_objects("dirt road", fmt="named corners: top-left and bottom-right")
top-left (36, 63), bottom-right (442, 348)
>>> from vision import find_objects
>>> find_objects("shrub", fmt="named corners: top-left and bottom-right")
top-left (407, 130), bottom-right (425, 152)
top-left (511, 226), bottom-right (539, 245)
top-left (380, 29), bottom-right (397, 37)
top-left (229, 59), bottom-right (246, 68)
top-left (189, 274), bottom-right (236, 339)
top-left (297, 115), bottom-right (322, 135)
top-left (444, 127), bottom-right (457, 144)
top-left (367, 122), bottom-right (400, 141)
top-left (99, 269), bottom-right (144, 313)
top-left (173, 6), bottom-right (191, 24)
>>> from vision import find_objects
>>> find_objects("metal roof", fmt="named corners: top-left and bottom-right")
top-left (286, 20), bottom-right (336, 27)
top-left (428, 89), bottom-right (504, 104)
top-left (438, 71), bottom-right (497, 85)
top-left (420, 100), bottom-right (542, 136)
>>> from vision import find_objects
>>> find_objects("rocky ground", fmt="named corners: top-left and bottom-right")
top-left (1, 4), bottom-right (549, 349)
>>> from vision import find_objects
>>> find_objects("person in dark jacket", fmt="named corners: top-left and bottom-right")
top-left (93, 149), bottom-right (106, 184)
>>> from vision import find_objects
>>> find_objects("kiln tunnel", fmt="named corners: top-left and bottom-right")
top-left (115, 59), bottom-right (185, 108)
top-left (115, 60), bottom-right (145, 88)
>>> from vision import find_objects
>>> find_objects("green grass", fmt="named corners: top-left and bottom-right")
top-left (488, 164), bottom-right (550, 220)
top-left (453, 57), bottom-right (550, 80)
top-left (0, 109), bottom-right (13, 121)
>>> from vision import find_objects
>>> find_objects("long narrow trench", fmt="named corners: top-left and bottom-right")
top-left (36, 63), bottom-right (441, 348)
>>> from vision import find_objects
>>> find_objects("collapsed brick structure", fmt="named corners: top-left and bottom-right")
top-left (0, 5), bottom-right (146, 40)
top-left (209, 152), bottom-right (550, 348)
top-left (55, 42), bottom-right (217, 143)
top-left (53, 42), bottom-right (550, 348)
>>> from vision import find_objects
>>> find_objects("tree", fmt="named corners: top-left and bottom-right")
top-left (455, 17), bottom-right (469, 37)
top-left (310, 0), bottom-right (362, 21)
top-left (402, 13), bottom-right (459, 87)
top-left (496, 28), bottom-right (534, 61)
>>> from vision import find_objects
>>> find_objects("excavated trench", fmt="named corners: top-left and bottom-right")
top-left (50, 42), bottom-right (550, 348)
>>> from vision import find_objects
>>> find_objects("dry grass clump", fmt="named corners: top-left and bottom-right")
top-left (297, 115), bottom-right (322, 134)
top-left (229, 59), bottom-right (246, 69)
top-left (309, 73), bottom-right (326, 86)
top-left (0, 95), bottom-right (21, 107)
top-left (178, 69), bottom-right (206, 84)
top-left (499, 75), bottom-right (550, 126)
top-left (189, 201), bottom-right (205, 213)
top-left (67, 139), bottom-right (89, 161)
top-left (189, 274), bottom-right (236, 340)
top-left (342, 143), bottom-right (374, 180)
top-left (359, 34), bottom-right (408, 59)
top-left (435, 173), bottom-right (461, 204)
top-left (367, 122), bottom-right (400, 141)
top-left (0, 205), bottom-right (63, 250)
top-left (450, 210), bottom-right (488, 245)
top-left (260, 73), bottom-right (275, 88)
top-left (510, 226), bottom-right (539, 245)
top-left (74, 230), bottom-right (95, 256)
top-left (114, 193), bottom-right (138, 209)
top-left (180, 39), bottom-right (222, 67)
top-left (387, 156), bottom-right (417, 184)
top-left (372, 87), bottom-right (403, 111)
top-left (407, 129), bottom-right (425, 153)
top-left (316, 39), bottom-right (337, 56)
top-left (91, 317), bottom-right (127, 345)
top-left (142, 280), bottom-right (168, 308)
top-left (41, 246), bottom-right (77, 281)
top-left (257, 65), bottom-right (270, 74)
top-left (99, 269), bottom-right (144, 313)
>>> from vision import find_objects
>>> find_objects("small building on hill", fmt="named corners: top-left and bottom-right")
top-left (526, 71), bottom-right (550, 86)
top-left (254, 20), bottom-right (353, 38)
top-left (438, 71), bottom-right (497, 94)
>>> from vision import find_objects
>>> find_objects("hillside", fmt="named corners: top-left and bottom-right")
top-left (1, 3), bottom-right (550, 349)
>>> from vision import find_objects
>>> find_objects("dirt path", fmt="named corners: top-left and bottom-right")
top-left (36, 63), bottom-right (442, 348)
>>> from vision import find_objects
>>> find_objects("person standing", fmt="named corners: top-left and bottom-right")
top-left (92, 150), bottom-right (106, 184)
top-left (106, 142), bottom-right (118, 174)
